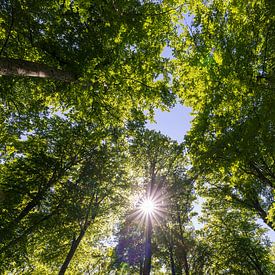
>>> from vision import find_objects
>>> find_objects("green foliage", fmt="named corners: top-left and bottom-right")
top-left (197, 197), bottom-right (274, 274)
top-left (0, 0), bottom-right (180, 129)
top-left (173, 0), bottom-right (275, 227)
top-left (0, 0), bottom-right (274, 273)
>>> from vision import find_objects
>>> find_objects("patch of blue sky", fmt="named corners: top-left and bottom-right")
top-left (146, 103), bottom-right (192, 142)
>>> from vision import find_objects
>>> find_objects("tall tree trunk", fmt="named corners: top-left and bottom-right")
top-left (168, 242), bottom-right (176, 275)
top-left (59, 194), bottom-right (97, 274)
top-left (143, 218), bottom-right (152, 275)
top-left (139, 258), bottom-right (144, 275)
top-left (142, 162), bottom-right (156, 275)
top-left (59, 228), bottom-right (87, 275)
top-left (176, 205), bottom-right (189, 275)
top-left (0, 57), bottom-right (76, 82)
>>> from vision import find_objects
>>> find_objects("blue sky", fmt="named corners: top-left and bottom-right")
top-left (146, 103), bottom-right (193, 142)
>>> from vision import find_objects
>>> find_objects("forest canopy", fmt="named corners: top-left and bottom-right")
top-left (0, 0), bottom-right (274, 274)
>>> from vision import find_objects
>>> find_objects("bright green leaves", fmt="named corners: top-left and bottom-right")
top-left (198, 199), bottom-right (274, 274)
top-left (171, 0), bottom-right (275, 229)
top-left (0, 0), bottom-right (181, 131)
top-left (1, 0), bottom-right (274, 273)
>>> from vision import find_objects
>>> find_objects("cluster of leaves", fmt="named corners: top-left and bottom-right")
top-left (196, 197), bottom-right (275, 274)
top-left (0, 1), bottom-right (185, 272)
top-left (0, 0), bottom-right (182, 128)
top-left (172, 0), bottom-right (275, 229)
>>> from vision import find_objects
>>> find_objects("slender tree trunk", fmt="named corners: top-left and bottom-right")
top-left (0, 57), bottom-right (76, 82)
top-left (142, 162), bottom-right (156, 275)
top-left (182, 251), bottom-right (189, 275)
top-left (59, 193), bottom-right (97, 274)
top-left (59, 228), bottom-right (87, 275)
top-left (176, 205), bottom-right (189, 275)
top-left (139, 258), bottom-right (144, 275)
top-left (143, 218), bottom-right (152, 275)
top-left (168, 242), bottom-right (176, 275)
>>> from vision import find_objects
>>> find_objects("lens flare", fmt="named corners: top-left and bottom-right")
top-left (128, 187), bottom-right (168, 229)
top-left (141, 199), bottom-right (155, 214)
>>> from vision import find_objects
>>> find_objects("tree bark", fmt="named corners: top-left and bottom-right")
top-left (0, 57), bottom-right (76, 82)
top-left (168, 242), bottom-right (176, 275)
top-left (59, 228), bottom-right (87, 275)
top-left (176, 205), bottom-right (189, 275)
top-left (139, 258), bottom-right (144, 275)
top-left (143, 218), bottom-right (152, 275)
top-left (58, 196), bottom-right (96, 275)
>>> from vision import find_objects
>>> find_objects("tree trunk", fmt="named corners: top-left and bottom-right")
top-left (176, 205), bottom-right (189, 275)
top-left (143, 218), bottom-right (152, 275)
top-left (168, 242), bottom-right (176, 275)
top-left (59, 228), bottom-right (87, 275)
top-left (0, 57), bottom-right (76, 82)
top-left (139, 258), bottom-right (144, 275)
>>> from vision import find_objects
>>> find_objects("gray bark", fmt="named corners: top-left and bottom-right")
top-left (0, 57), bottom-right (76, 82)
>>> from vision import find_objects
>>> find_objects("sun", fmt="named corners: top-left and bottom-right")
top-left (128, 188), bottom-right (168, 228)
top-left (141, 199), bottom-right (156, 215)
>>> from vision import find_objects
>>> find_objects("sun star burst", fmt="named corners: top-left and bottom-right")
top-left (129, 191), bottom-right (167, 228)
top-left (141, 199), bottom-right (155, 214)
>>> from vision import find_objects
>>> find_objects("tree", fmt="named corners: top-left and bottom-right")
top-left (0, 121), bottom-right (133, 273)
top-left (197, 197), bottom-right (274, 274)
top-left (115, 130), bottom-right (195, 275)
top-left (57, 141), bottom-right (131, 274)
top-left (172, 0), bottom-right (275, 227)
top-left (131, 130), bottom-right (183, 274)
top-left (0, 0), bottom-right (182, 129)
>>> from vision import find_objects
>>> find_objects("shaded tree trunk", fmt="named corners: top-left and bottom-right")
top-left (59, 196), bottom-right (96, 274)
top-left (0, 57), bottom-right (76, 82)
top-left (168, 242), bottom-right (176, 275)
top-left (143, 218), bottom-right (152, 275)
top-left (59, 227), bottom-right (87, 275)
top-left (142, 162), bottom-right (157, 275)
top-left (176, 204), bottom-right (189, 275)
top-left (139, 258), bottom-right (144, 275)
